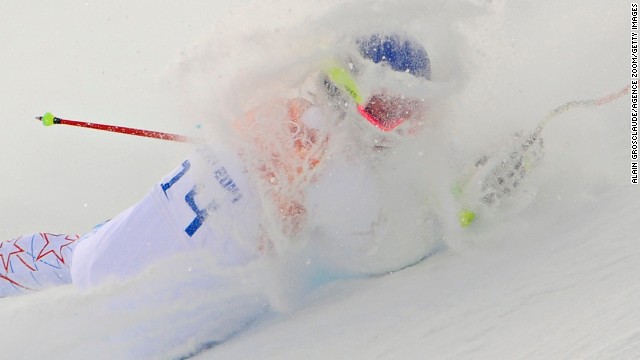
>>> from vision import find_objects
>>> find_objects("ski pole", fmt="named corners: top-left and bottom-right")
top-left (35, 112), bottom-right (200, 143)
top-left (454, 84), bottom-right (630, 228)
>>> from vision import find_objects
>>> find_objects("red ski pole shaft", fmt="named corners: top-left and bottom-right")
top-left (56, 118), bottom-right (194, 142)
top-left (36, 112), bottom-right (199, 144)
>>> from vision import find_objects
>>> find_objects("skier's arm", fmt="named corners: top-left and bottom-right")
top-left (232, 98), bottom-right (329, 240)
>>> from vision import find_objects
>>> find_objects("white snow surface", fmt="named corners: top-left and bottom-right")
top-left (1, 0), bottom-right (637, 359)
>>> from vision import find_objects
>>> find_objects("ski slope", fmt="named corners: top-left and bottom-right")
top-left (0, 1), bottom-right (636, 359)
top-left (205, 187), bottom-right (640, 360)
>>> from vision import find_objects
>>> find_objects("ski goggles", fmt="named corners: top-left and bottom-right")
top-left (324, 64), bottom-right (426, 132)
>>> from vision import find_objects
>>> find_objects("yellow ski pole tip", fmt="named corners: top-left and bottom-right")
top-left (41, 112), bottom-right (55, 126)
top-left (459, 209), bottom-right (476, 228)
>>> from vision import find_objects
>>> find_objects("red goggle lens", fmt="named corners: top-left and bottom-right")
top-left (357, 94), bottom-right (420, 132)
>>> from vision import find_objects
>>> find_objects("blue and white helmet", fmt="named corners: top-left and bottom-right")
top-left (356, 33), bottom-right (431, 80)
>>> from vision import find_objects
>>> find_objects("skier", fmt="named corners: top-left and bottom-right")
top-left (1, 32), bottom-right (439, 308)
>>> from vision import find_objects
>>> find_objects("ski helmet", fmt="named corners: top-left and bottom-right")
top-left (356, 33), bottom-right (431, 80)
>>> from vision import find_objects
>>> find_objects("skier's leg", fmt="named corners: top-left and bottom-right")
top-left (0, 232), bottom-right (80, 297)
